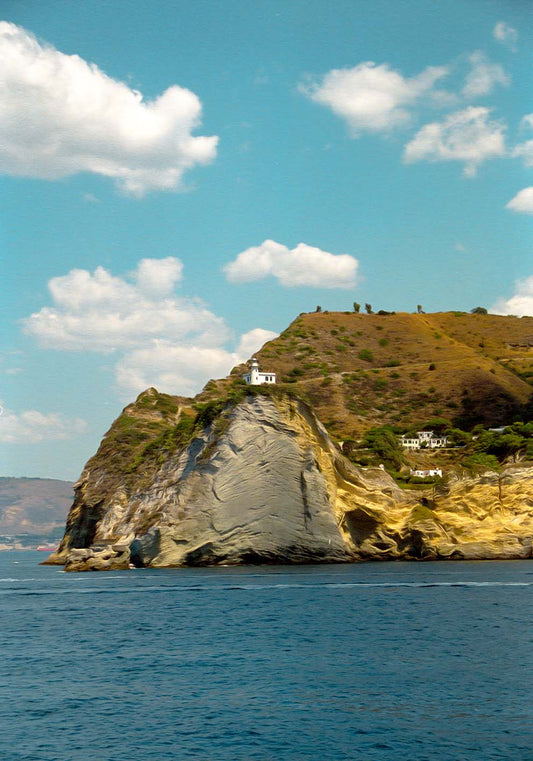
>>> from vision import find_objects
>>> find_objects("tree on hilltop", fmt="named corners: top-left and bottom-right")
top-left (471, 306), bottom-right (488, 314)
top-left (353, 302), bottom-right (360, 313)
top-left (365, 303), bottom-right (373, 314)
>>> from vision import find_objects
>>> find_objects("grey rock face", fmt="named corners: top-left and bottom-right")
top-left (60, 396), bottom-right (354, 569)
top-left (48, 391), bottom-right (533, 571)
top-left (131, 397), bottom-right (350, 566)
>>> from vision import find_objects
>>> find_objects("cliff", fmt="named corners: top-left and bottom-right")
top-left (47, 390), bottom-right (533, 571)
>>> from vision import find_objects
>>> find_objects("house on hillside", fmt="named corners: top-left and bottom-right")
top-left (410, 468), bottom-right (443, 478)
top-left (400, 431), bottom-right (448, 449)
top-left (242, 357), bottom-right (276, 386)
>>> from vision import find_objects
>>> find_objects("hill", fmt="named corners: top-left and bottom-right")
top-left (0, 477), bottom-right (74, 537)
top-left (45, 310), bottom-right (533, 570)
top-left (211, 311), bottom-right (533, 441)
top-left (60, 311), bottom-right (533, 496)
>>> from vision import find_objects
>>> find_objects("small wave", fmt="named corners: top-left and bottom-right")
top-left (3, 579), bottom-right (531, 598)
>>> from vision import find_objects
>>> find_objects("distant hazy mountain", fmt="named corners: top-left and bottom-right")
top-left (0, 477), bottom-right (74, 535)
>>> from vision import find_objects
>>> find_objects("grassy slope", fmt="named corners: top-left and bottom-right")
top-left (78, 312), bottom-right (533, 487)
top-left (238, 311), bottom-right (533, 441)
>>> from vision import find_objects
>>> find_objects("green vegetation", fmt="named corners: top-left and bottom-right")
top-left (345, 426), bottom-right (404, 470)
top-left (94, 311), bottom-right (533, 491)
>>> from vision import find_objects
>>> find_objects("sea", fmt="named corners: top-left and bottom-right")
top-left (1, 553), bottom-right (532, 761)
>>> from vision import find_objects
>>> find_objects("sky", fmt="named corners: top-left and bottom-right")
top-left (1, 0), bottom-right (532, 480)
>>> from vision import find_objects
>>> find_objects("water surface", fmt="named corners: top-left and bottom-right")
top-left (1, 553), bottom-right (532, 760)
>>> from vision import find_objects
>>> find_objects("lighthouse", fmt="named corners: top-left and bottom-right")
top-left (242, 357), bottom-right (276, 386)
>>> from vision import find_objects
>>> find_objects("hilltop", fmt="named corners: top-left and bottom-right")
top-left (202, 310), bottom-right (533, 441)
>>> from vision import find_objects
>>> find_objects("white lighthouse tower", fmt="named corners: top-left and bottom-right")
top-left (242, 357), bottom-right (276, 386)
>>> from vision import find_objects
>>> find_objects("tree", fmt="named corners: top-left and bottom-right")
top-left (471, 306), bottom-right (488, 314)
top-left (417, 304), bottom-right (424, 314)
top-left (421, 417), bottom-right (451, 433)
top-left (353, 302), bottom-right (360, 313)
top-left (363, 426), bottom-right (403, 470)
top-left (316, 305), bottom-right (322, 312)
top-left (365, 303), bottom-right (373, 314)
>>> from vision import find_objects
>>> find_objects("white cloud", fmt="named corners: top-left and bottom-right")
top-left (0, 22), bottom-right (218, 195)
top-left (135, 256), bottom-right (183, 297)
top-left (23, 259), bottom-right (278, 398)
top-left (223, 239), bottom-right (359, 289)
top-left (462, 51), bottom-right (509, 98)
top-left (491, 276), bottom-right (533, 317)
top-left (403, 106), bottom-right (506, 176)
top-left (115, 342), bottom-right (240, 397)
top-left (493, 21), bottom-right (518, 50)
top-left (300, 61), bottom-right (449, 135)
top-left (506, 187), bottom-right (533, 215)
top-left (512, 114), bottom-right (533, 167)
top-left (23, 258), bottom-right (227, 352)
top-left (0, 406), bottom-right (88, 443)
top-left (236, 328), bottom-right (278, 358)
top-left (115, 328), bottom-right (278, 396)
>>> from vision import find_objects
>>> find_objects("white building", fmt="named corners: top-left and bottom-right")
top-left (400, 431), bottom-right (448, 449)
top-left (242, 357), bottom-right (276, 386)
top-left (410, 468), bottom-right (443, 478)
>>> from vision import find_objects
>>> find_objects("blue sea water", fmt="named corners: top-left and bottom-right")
top-left (0, 554), bottom-right (532, 761)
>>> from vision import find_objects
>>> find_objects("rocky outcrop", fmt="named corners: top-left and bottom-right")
top-left (47, 392), bottom-right (533, 571)
top-left (48, 394), bottom-right (406, 570)
top-left (342, 467), bottom-right (533, 561)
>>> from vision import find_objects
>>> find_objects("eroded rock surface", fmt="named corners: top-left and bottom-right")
top-left (47, 393), bottom-right (533, 571)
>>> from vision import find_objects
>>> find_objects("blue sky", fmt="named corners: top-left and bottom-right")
top-left (1, 0), bottom-right (532, 479)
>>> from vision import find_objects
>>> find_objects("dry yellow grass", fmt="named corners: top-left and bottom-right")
top-left (225, 311), bottom-right (533, 440)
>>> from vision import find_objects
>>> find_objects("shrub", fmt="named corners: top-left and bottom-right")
top-left (358, 348), bottom-right (374, 362)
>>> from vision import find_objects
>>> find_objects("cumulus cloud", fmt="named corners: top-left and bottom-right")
top-left (115, 343), bottom-right (238, 397)
top-left (403, 106), bottom-right (506, 176)
top-left (23, 258), bottom-right (227, 352)
top-left (0, 406), bottom-right (87, 443)
top-left (0, 22), bottom-right (218, 195)
top-left (491, 276), bottom-right (533, 317)
top-left (223, 239), bottom-right (359, 289)
top-left (23, 259), bottom-right (277, 397)
top-left (236, 328), bottom-right (278, 358)
top-left (493, 21), bottom-right (518, 50)
top-left (512, 114), bottom-right (533, 167)
top-left (115, 328), bottom-right (278, 396)
top-left (506, 187), bottom-right (533, 215)
top-left (462, 51), bottom-right (509, 98)
top-left (300, 61), bottom-right (448, 135)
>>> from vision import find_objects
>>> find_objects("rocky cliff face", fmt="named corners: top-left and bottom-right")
top-left (47, 392), bottom-right (533, 571)
top-left (343, 467), bottom-right (533, 561)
